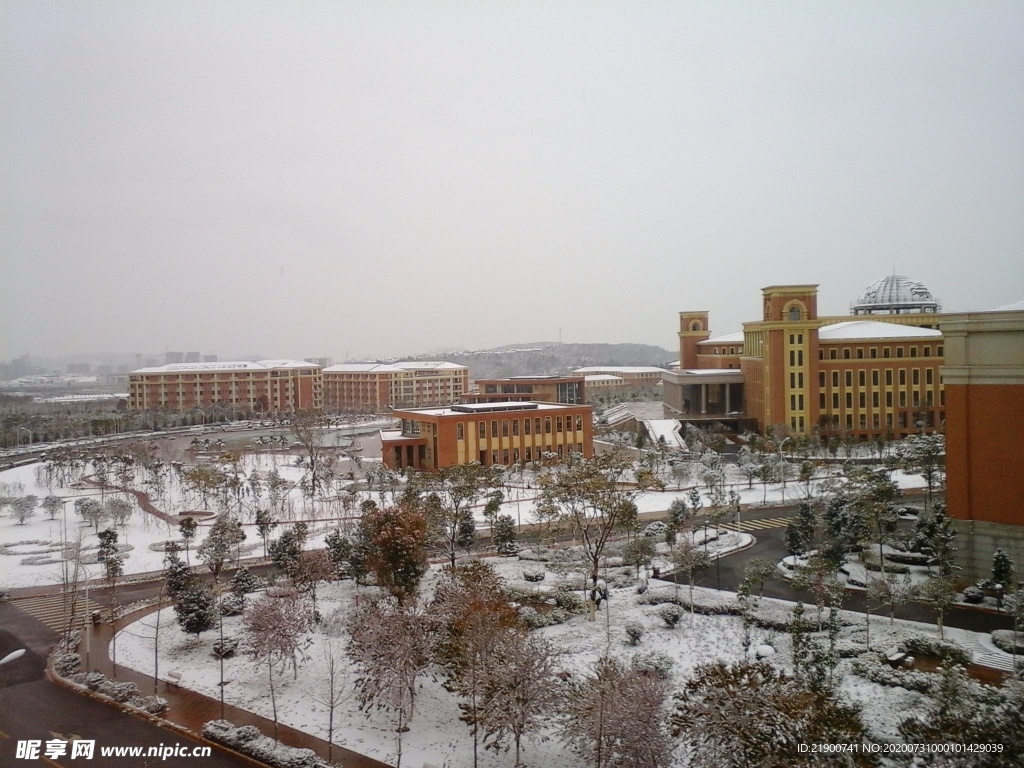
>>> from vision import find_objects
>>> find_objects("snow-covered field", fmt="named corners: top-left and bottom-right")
top-left (0, 453), bottom-right (927, 590)
top-left (114, 554), bottom-right (988, 768)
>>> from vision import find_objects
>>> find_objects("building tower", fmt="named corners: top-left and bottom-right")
top-left (678, 311), bottom-right (710, 369)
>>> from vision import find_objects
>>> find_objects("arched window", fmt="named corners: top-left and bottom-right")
top-left (788, 305), bottom-right (801, 321)
top-left (689, 320), bottom-right (703, 332)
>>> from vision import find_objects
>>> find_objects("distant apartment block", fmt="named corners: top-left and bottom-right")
top-left (322, 361), bottom-right (468, 412)
top-left (128, 360), bottom-right (322, 412)
top-left (573, 366), bottom-right (667, 398)
top-left (381, 401), bottom-right (593, 470)
top-left (463, 375), bottom-right (586, 404)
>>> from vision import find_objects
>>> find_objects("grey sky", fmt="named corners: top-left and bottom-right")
top-left (3, 2), bottom-right (1022, 362)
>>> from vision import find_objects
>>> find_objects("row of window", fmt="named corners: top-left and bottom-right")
top-left (819, 368), bottom-right (939, 388)
top-left (820, 345), bottom-right (942, 360)
top-left (821, 389), bottom-right (943, 410)
top-left (458, 415), bottom-right (586, 440)
top-left (484, 443), bottom-right (585, 466)
top-left (822, 410), bottom-right (940, 432)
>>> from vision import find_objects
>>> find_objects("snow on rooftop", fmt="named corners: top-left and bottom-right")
top-left (699, 332), bottom-right (744, 344)
top-left (992, 299), bottom-right (1024, 311)
top-left (393, 361), bottom-right (467, 371)
top-left (583, 374), bottom-right (625, 381)
top-left (818, 320), bottom-right (941, 341)
top-left (133, 360), bottom-right (317, 374)
top-left (324, 361), bottom-right (466, 374)
top-left (573, 366), bottom-right (667, 374)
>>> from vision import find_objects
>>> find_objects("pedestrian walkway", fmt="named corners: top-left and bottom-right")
top-left (721, 515), bottom-right (794, 532)
top-left (72, 605), bottom-right (388, 768)
top-left (10, 593), bottom-right (102, 633)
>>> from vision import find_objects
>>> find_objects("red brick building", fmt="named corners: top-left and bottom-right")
top-left (128, 360), bottom-right (322, 412)
top-left (322, 361), bottom-right (468, 412)
top-left (463, 375), bottom-right (586, 404)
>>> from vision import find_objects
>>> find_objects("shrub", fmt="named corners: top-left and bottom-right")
top-left (202, 720), bottom-right (332, 768)
top-left (219, 592), bottom-right (245, 616)
top-left (83, 671), bottom-right (107, 691)
top-left (129, 695), bottom-right (169, 715)
top-left (992, 630), bottom-right (1024, 655)
top-left (99, 680), bottom-right (140, 703)
top-left (851, 653), bottom-right (938, 695)
top-left (658, 604), bottom-right (683, 628)
top-left (552, 588), bottom-right (584, 613)
top-left (632, 651), bottom-right (673, 679)
top-left (643, 521), bottom-right (668, 539)
top-left (963, 586), bottom-right (985, 604)
top-left (903, 637), bottom-right (971, 667)
top-left (885, 551), bottom-right (934, 566)
top-left (625, 621), bottom-right (644, 645)
top-left (213, 638), bottom-right (239, 659)
top-left (523, 569), bottom-right (546, 583)
top-left (53, 652), bottom-right (81, 677)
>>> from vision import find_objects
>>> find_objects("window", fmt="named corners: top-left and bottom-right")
top-left (832, 371), bottom-right (839, 387)
top-left (896, 348), bottom-right (904, 358)
top-left (576, 415), bottom-right (583, 430)
top-left (926, 369), bottom-right (933, 385)
top-left (830, 349), bottom-right (838, 360)
top-left (846, 393), bottom-right (853, 409)
top-left (870, 348), bottom-right (877, 359)
top-left (457, 423), bottom-right (464, 440)
top-left (924, 346), bottom-right (931, 358)
top-left (913, 369), bottom-right (920, 386)
top-left (938, 345), bottom-right (943, 356)
top-left (845, 371), bottom-right (853, 387)
top-left (525, 447), bottom-right (532, 462)
top-left (512, 419), bottom-right (519, 436)
top-left (788, 305), bottom-right (801, 321)
top-left (857, 348), bottom-right (864, 359)
top-left (491, 420), bottom-right (499, 437)
top-left (886, 370), bottom-right (893, 386)
top-left (832, 393), bottom-right (840, 409)
top-left (478, 422), bottom-right (486, 439)
top-left (900, 391), bottom-right (907, 407)
top-left (859, 371), bottom-right (866, 387)
top-left (859, 392), bottom-right (866, 408)
top-left (886, 392), bottom-right (893, 407)
top-left (883, 348), bottom-right (891, 358)
top-left (798, 394), bottom-right (804, 410)
top-left (798, 372), bottom-right (804, 387)
top-left (545, 418), bottom-right (552, 434)
top-left (843, 349), bottom-right (851, 360)
top-left (501, 419), bottom-right (509, 437)
top-left (819, 372), bottom-right (826, 387)
top-left (872, 370), bottom-right (879, 386)
top-left (791, 395), bottom-right (797, 410)
top-left (535, 418), bottom-right (542, 434)
top-left (820, 393), bottom-right (826, 409)
top-left (872, 392), bottom-right (879, 407)
top-left (910, 347), bottom-right (918, 358)
top-left (899, 370), bottom-right (907, 386)
top-left (556, 416), bottom-right (563, 432)
top-left (524, 418), bottom-right (531, 435)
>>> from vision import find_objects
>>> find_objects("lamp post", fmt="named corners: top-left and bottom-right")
top-left (777, 437), bottom-right (792, 501)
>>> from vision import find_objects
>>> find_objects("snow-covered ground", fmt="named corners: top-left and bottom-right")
top-left (1, 453), bottom-right (927, 590)
top-left (114, 553), bottom-right (997, 768)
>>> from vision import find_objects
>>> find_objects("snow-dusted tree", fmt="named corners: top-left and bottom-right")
top-left (243, 591), bottom-right (315, 740)
top-left (12, 495), bottom-right (37, 524)
top-left (867, 572), bottom-right (916, 625)
top-left (173, 580), bottom-right (216, 638)
top-left (479, 631), bottom-right (560, 767)
top-left (561, 654), bottom-right (674, 768)
top-left (310, 616), bottom-right (352, 764)
top-left (253, 507), bottom-right (277, 558)
top-left (229, 565), bottom-right (258, 598)
top-left (292, 549), bottom-right (335, 619)
top-left (894, 432), bottom-right (945, 512)
top-left (346, 598), bottom-right (436, 765)
top-left (290, 408), bottom-right (330, 499)
top-left (671, 537), bottom-right (712, 607)
top-left (992, 549), bottom-right (1015, 589)
top-left (410, 463), bottom-right (500, 568)
top-left (672, 660), bottom-right (872, 768)
top-left (743, 558), bottom-right (778, 599)
top-left (163, 543), bottom-right (191, 599)
top-left (844, 465), bottom-right (901, 578)
top-left (362, 503), bottom-right (429, 604)
top-left (432, 562), bottom-right (521, 767)
top-left (665, 497), bottom-right (692, 548)
top-left (178, 516), bottom-right (198, 565)
top-left (41, 495), bottom-right (64, 521)
top-left (269, 521), bottom-right (308, 581)
top-left (539, 451), bottom-right (650, 594)
top-left (492, 514), bottom-right (518, 556)
top-left (785, 500), bottom-right (817, 557)
top-left (622, 536), bottom-right (657, 578)
top-left (75, 497), bottom-right (107, 531)
top-left (920, 574), bottom-right (958, 640)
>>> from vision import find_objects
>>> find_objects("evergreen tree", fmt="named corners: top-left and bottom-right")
top-left (173, 581), bottom-right (217, 637)
top-left (163, 543), bottom-right (191, 600)
top-left (491, 514), bottom-right (518, 556)
top-left (269, 522), bottom-right (308, 581)
top-left (992, 549), bottom-right (1015, 588)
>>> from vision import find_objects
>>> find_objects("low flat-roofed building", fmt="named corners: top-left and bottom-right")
top-left (465, 375), bottom-right (586, 404)
top-left (381, 400), bottom-right (593, 470)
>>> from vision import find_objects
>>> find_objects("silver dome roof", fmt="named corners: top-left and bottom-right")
top-left (852, 275), bottom-right (940, 315)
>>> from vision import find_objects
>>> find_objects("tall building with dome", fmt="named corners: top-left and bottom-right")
top-left (663, 279), bottom-right (946, 441)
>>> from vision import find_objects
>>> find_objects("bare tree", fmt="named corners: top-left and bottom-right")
top-left (290, 408), bottom-right (330, 500)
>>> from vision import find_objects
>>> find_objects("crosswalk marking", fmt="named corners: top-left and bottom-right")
top-left (11, 593), bottom-right (102, 633)
top-left (720, 516), bottom-right (794, 532)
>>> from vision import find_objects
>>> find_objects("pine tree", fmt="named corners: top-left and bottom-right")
top-left (992, 549), bottom-right (1015, 588)
top-left (173, 581), bottom-right (217, 638)
top-left (492, 514), bottom-right (518, 556)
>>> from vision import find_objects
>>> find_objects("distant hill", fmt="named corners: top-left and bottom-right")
top-left (379, 342), bottom-right (676, 379)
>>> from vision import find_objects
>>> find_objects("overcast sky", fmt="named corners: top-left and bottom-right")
top-left (3, 2), bottom-right (1022, 362)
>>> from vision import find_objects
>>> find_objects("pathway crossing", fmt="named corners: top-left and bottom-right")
top-left (10, 592), bottom-right (102, 633)
top-left (720, 515), bottom-right (794, 533)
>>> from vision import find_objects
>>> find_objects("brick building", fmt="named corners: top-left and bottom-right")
top-left (380, 401), bottom-right (594, 471)
top-left (463, 375), bottom-right (586, 404)
top-left (664, 278), bottom-right (946, 440)
top-left (941, 303), bottom-right (1024, 578)
top-left (128, 360), bottom-right (322, 412)
top-left (322, 361), bottom-right (468, 412)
